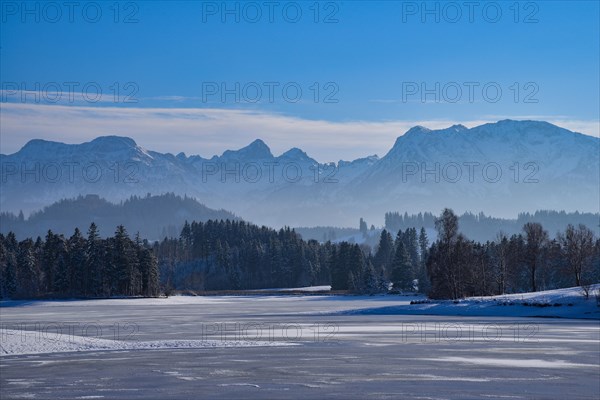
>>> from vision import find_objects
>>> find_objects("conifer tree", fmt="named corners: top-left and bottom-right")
top-left (391, 240), bottom-right (413, 291)
top-left (86, 223), bottom-right (104, 296)
top-left (3, 240), bottom-right (17, 298)
top-left (373, 229), bottom-right (394, 277)
top-left (68, 228), bottom-right (87, 295)
top-left (417, 227), bottom-right (431, 293)
top-left (17, 239), bottom-right (37, 297)
top-left (112, 225), bottom-right (138, 296)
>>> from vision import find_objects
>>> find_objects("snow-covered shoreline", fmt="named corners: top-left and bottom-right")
top-left (335, 285), bottom-right (600, 320)
top-left (2, 285), bottom-right (598, 319)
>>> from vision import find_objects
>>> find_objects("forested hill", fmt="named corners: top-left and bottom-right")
top-left (0, 193), bottom-right (238, 240)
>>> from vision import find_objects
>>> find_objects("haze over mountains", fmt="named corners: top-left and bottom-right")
top-left (0, 193), bottom-right (238, 240)
top-left (1, 120), bottom-right (598, 227)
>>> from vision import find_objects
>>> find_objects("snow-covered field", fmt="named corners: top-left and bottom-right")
top-left (1, 287), bottom-right (599, 399)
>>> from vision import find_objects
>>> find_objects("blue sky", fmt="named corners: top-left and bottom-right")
top-left (1, 1), bottom-right (599, 160)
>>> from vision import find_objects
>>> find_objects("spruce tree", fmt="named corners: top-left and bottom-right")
top-left (349, 244), bottom-right (365, 289)
top-left (4, 249), bottom-right (17, 298)
top-left (42, 231), bottom-right (56, 293)
top-left (2, 233), bottom-right (18, 298)
top-left (404, 228), bottom-right (420, 269)
top-left (138, 246), bottom-right (160, 296)
top-left (417, 227), bottom-right (431, 294)
top-left (373, 229), bottom-right (394, 278)
top-left (330, 244), bottom-right (347, 290)
top-left (391, 241), bottom-right (413, 292)
top-left (86, 223), bottom-right (104, 296)
top-left (68, 228), bottom-right (87, 295)
top-left (112, 225), bottom-right (138, 296)
top-left (54, 248), bottom-right (70, 295)
top-left (17, 239), bottom-right (37, 297)
top-left (0, 237), bottom-right (7, 298)
top-left (360, 261), bottom-right (379, 294)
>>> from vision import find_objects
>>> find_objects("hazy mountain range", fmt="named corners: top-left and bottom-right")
top-left (1, 120), bottom-right (598, 227)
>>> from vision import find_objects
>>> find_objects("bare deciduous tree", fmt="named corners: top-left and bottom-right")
top-left (523, 222), bottom-right (548, 292)
top-left (559, 224), bottom-right (595, 287)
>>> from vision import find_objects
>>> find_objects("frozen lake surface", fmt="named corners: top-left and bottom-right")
top-left (1, 294), bottom-right (599, 399)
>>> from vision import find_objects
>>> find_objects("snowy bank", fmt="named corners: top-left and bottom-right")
top-left (335, 285), bottom-right (600, 320)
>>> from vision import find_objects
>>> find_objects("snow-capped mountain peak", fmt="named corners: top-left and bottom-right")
top-left (403, 125), bottom-right (432, 136)
top-left (87, 135), bottom-right (138, 150)
top-left (222, 139), bottom-right (273, 160)
top-left (279, 147), bottom-right (313, 162)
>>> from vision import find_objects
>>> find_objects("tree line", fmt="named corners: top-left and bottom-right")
top-left (151, 211), bottom-right (600, 297)
top-left (0, 223), bottom-right (159, 299)
top-left (423, 209), bottom-right (599, 299)
top-left (156, 220), bottom-right (332, 291)
top-left (384, 209), bottom-right (600, 242)
top-left (1, 209), bottom-right (598, 299)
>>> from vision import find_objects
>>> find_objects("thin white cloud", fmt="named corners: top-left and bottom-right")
top-left (0, 89), bottom-right (136, 105)
top-left (0, 103), bottom-right (597, 162)
top-left (368, 99), bottom-right (400, 104)
top-left (143, 95), bottom-right (205, 102)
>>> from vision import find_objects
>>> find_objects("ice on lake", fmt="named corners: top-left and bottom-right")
top-left (1, 291), bottom-right (599, 399)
